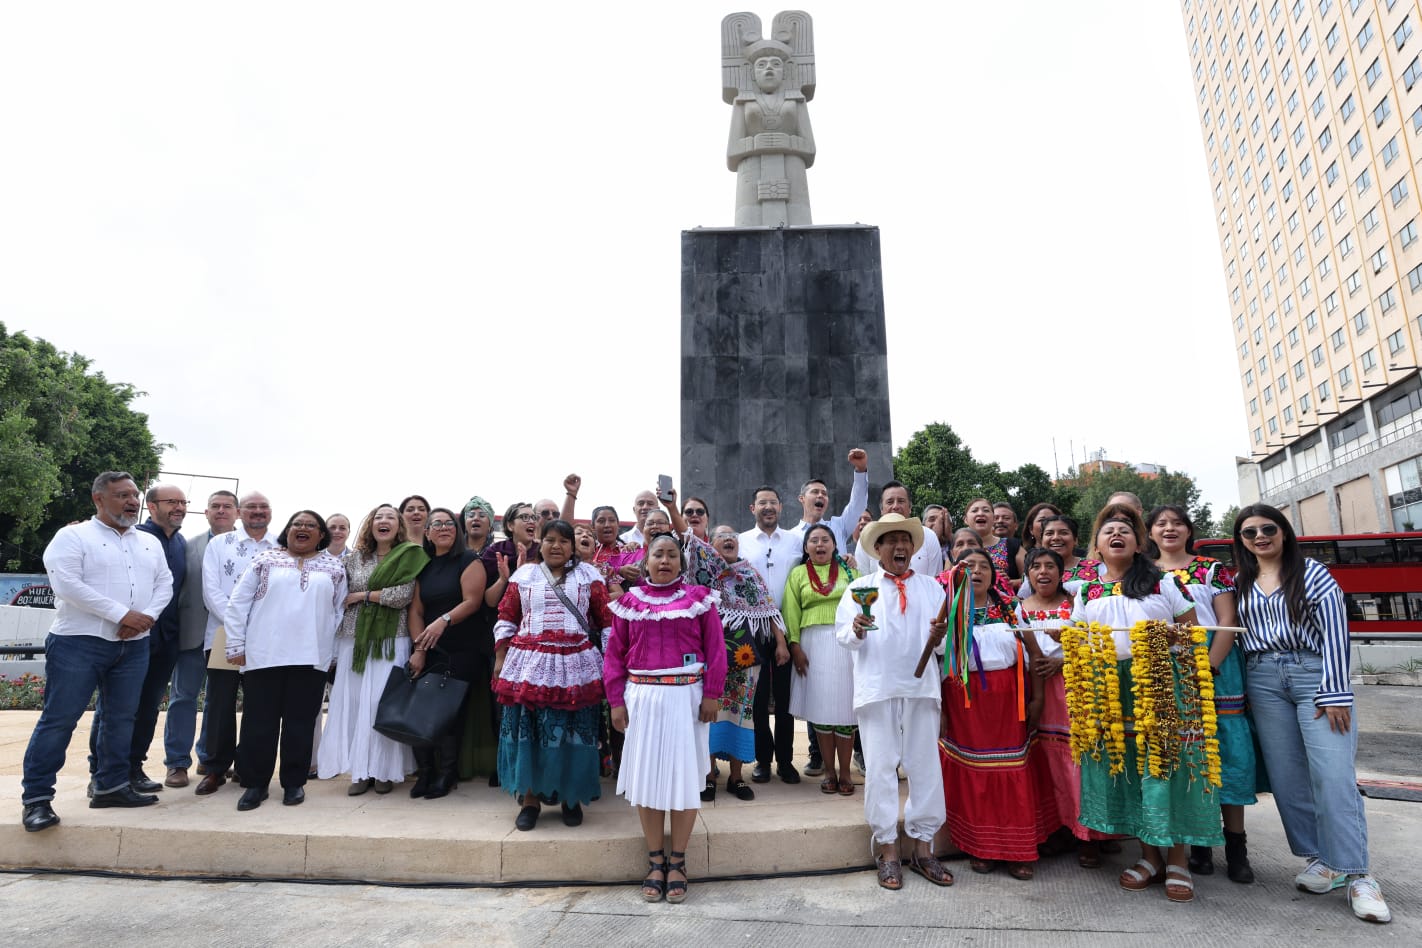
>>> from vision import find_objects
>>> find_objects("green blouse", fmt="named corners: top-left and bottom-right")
top-left (782, 561), bottom-right (854, 644)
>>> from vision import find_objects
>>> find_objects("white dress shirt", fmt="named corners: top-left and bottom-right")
top-left (791, 469), bottom-right (869, 554)
top-left (738, 525), bottom-right (803, 608)
top-left (223, 549), bottom-right (347, 671)
top-left (202, 525), bottom-right (276, 649)
top-left (834, 570), bottom-right (945, 709)
top-left (854, 528), bottom-right (945, 579)
top-left (42, 517), bottom-right (174, 642)
top-left (618, 526), bottom-right (645, 547)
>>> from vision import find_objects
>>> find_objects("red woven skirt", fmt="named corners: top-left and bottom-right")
top-left (1027, 675), bottom-right (1115, 842)
top-left (940, 667), bottom-right (1051, 862)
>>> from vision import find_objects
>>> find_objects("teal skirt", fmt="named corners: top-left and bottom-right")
top-left (498, 704), bottom-right (602, 806)
top-left (1210, 635), bottom-right (1258, 806)
top-left (1078, 660), bottom-right (1225, 848)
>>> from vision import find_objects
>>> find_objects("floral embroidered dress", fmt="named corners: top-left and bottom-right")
top-left (1161, 556), bottom-right (1257, 805)
top-left (939, 600), bottom-right (1056, 862)
top-left (1069, 575), bottom-right (1223, 848)
top-left (494, 562), bottom-right (613, 807)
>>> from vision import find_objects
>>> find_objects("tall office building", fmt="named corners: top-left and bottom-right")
top-left (1182, 0), bottom-right (1422, 533)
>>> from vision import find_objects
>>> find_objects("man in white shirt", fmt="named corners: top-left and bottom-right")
top-left (22, 472), bottom-right (174, 832)
top-left (835, 514), bottom-right (952, 890)
top-left (854, 481), bottom-right (946, 579)
top-left (739, 486), bottom-right (803, 784)
top-left (618, 490), bottom-right (660, 546)
top-left (194, 491), bottom-right (275, 796)
top-left (790, 448), bottom-right (870, 553)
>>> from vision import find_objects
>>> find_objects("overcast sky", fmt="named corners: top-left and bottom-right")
top-left (0, 1), bottom-right (1239, 535)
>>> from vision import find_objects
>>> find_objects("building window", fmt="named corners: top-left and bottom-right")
top-left (1288, 327), bottom-right (1300, 347)
top-left (1313, 343), bottom-right (1325, 365)
top-left (1362, 348), bottom-right (1378, 372)
top-left (1273, 342), bottom-right (1284, 361)
top-left (1300, 391), bottom-right (1312, 413)
top-left (1389, 328), bottom-right (1407, 355)
top-left (1382, 137), bottom-right (1401, 166)
top-left (1383, 456), bottom-right (1422, 530)
top-left (1331, 327), bottom-right (1346, 350)
top-left (1326, 161), bottom-right (1340, 186)
top-left (1354, 309), bottom-right (1370, 334)
top-left (1374, 95), bottom-right (1392, 127)
top-left (1358, 19), bottom-right (1375, 52)
top-left (1284, 404), bottom-right (1295, 423)
top-left (1370, 246), bottom-right (1388, 273)
top-left (1250, 397), bottom-right (1259, 415)
top-left (1341, 93), bottom-right (1357, 122)
top-left (1347, 270), bottom-right (1362, 294)
top-left (1407, 57), bottom-right (1422, 91)
top-left (1254, 426), bottom-right (1263, 443)
top-left (1319, 378), bottom-right (1332, 401)
top-left (1366, 57), bottom-right (1383, 87)
top-left (1397, 15), bottom-right (1414, 51)
top-left (1307, 58), bottom-right (1320, 85)
top-left (1392, 177), bottom-right (1410, 207)
top-left (1340, 233), bottom-right (1355, 257)
top-left (1380, 285), bottom-right (1399, 313)
top-left (1279, 371), bottom-right (1289, 392)
top-left (1325, 290), bottom-right (1339, 313)
top-left (1355, 168), bottom-right (1373, 196)
top-left (1269, 416), bottom-right (1279, 434)
top-left (1363, 206), bottom-right (1380, 233)
top-left (1409, 262), bottom-right (1422, 292)
top-left (1294, 358), bottom-right (1306, 378)
top-left (1246, 368), bottom-right (1256, 386)
top-left (1348, 130), bottom-right (1364, 156)
top-left (1339, 365), bottom-right (1354, 388)
top-left (1402, 220), bottom-right (1419, 249)
top-left (1305, 310), bottom-right (1319, 331)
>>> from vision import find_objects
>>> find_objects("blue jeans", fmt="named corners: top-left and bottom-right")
top-left (1246, 650), bottom-right (1370, 874)
top-left (22, 633), bottom-right (150, 804)
top-left (164, 646), bottom-right (207, 768)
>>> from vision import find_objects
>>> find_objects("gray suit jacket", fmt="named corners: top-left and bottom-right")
top-left (176, 531), bottom-right (213, 651)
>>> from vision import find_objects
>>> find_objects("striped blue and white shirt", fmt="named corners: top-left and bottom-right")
top-left (1238, 559), bottom-right (1352, 708)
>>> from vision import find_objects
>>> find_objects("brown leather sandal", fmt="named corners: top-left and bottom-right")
top-left (909, 854), bottom-right (954, 886)
top-left (876, 853), bottom-right (903, 890)
top-left (1008, 862), bottom-right (1035, 881)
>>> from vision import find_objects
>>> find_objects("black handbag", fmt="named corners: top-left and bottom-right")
top-left (372, 650), bottom-right (470, 747)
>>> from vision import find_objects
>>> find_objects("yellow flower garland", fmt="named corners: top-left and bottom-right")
top-left (1126, 620), bottom-right (1222, 790)
top-left (1060, 621), bottom-right (1126, 777)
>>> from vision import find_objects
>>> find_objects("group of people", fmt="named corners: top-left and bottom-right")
top-left (18, 466), bottom-right (1390, 922)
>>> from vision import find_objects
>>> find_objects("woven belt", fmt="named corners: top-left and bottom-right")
top-left (628, 670), bottom-right (704, 686)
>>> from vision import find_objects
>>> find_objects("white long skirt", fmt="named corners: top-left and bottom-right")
top-left (617, 664), bottom-right (708, 812)
top-left (787, 623), bottom-right (857, 727)
top-left (317, 635), bottom-right (415, 783)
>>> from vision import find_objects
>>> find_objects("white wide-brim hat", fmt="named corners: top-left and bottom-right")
top-left (859, 513), bottom-right (925, 563)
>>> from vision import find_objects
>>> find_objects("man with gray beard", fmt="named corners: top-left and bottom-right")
top-left (22, 472), bottom-right (174, 831)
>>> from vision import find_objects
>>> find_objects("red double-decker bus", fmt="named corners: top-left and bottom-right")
top-left (1193, 532), bottom-right (1422, 639)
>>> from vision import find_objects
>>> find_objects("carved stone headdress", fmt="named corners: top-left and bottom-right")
top-left (721, 10), bottom-right (816, 104)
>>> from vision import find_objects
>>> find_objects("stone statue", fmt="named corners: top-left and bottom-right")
top-left (722, 11), bottom-right (816, 227)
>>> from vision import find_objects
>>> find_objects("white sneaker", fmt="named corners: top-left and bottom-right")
top-left (1295, 857), bottom-right (1348, 893)
top-left (1348, 875), bottom-right (1391, 923)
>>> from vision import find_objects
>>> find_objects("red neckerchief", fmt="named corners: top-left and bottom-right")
top-left (885, 569), bottom-right (914, 613)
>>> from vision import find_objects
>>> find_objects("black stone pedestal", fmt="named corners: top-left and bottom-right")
top-left (680, 225), bottom-right (894, 531)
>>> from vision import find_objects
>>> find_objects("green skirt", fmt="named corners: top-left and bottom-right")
top-left (1078, 660), bottom-right (1224, 848)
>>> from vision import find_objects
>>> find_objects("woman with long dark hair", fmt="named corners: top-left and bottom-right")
top-left (1232, 505), bottom-right (1390, 924)
top-left (1070, 508), bottom-right (1214, 903)
top-left (1148, 504), bottom-right (1257, 883)
top-left (937, 548), bottom-right (1048, 879)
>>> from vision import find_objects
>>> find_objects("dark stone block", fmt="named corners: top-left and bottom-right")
top-left (682, 227), bottom-right (891, 530)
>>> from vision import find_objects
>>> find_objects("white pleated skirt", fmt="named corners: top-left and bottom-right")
top-left (787, 623), bottom-right (857, 727)
top-left (617, 664), bottom-right (709, 812)
top-left (317, 635), bottom-right (415, 783)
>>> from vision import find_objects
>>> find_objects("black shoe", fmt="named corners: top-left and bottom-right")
top-left (778, 765), bottom-right (801, 785)
top-left (1188, 844), bottom-right (1215, 875)
top-left (561, 803), bottom-right (583, 827)
top-left (237, 787), bottom-right (268, 811)
top-left (515, 804), bottom-right (540, 831)
top-left (750, 765), bottom-right (771, 784)
top-left (22, 802), bottom-right (60, 832)
top-left (129, 769), bottom-right (163, 794)
top-left (488, 771), bottom-right (501, 788)
top-left (1224, 830), bottom-right (1255, 884)
top-left (700, 777), bottom-right (717, 803)
top-left (282, 787), bottom-right (305, 806)
top-left (86, 778), bottom-right (96, 800)
top-left (90, 785), bottom-right (159, 808)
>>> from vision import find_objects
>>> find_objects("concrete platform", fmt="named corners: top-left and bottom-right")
top-left (0, 710), bottom-right (876, 884)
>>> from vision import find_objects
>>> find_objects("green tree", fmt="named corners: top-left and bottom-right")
top-left (1066, 465), bottom-right (1212, 539)
top-left (891, 423), bottom-right (1077, 521)
top-left (1205, 504), bottom-right (1241, 540)
top-left (0, 323), bottom-right (164, 571)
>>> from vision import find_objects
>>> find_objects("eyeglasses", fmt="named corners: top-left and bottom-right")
top-left (289, 521), bottom-right (321, 530)
top-left (1240, 524), bottom-right (1280, 540)
top-left (712, 534), bottom-right (737, 541)
top-left (155, 499), bottom-right (187, 507)
top-left (428, 519), bottom-right (457, 529)
top-left (538, 510), bottom-right (557, 519)
top-left (683, 507), bottom-right (707, 516)
top-left (514, 513), bottom-right (539, 523)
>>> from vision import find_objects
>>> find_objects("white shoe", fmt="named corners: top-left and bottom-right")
top-left (1295, 857), bottom-right (1348, 893)
top-left (1348, 875), bottom-right (1391, 923)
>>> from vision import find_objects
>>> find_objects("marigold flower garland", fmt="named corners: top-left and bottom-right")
top-left (1127, 620), bottom-right (1222, 790)
top-left (1060, 621), bottom-right (1126, 777)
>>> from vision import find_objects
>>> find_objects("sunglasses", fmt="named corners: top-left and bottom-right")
top-left (683, 507), bottom-right (707, 516)
top-left (1240, 524), bottom-right (1280, 540)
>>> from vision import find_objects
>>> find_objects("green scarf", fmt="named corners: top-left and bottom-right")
top-left (352, 542), bottom-right (431, 673)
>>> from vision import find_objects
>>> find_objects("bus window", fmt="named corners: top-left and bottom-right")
top-left (1336, 538), bottom-right (1394, 564)
top-left (1397, 538), bottom-right (1422, 563)
top-left (1299, 540), bottom-right (1337, 564)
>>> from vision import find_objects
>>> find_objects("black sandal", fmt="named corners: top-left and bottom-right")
top-left (700, 777), bottom-right (716, 803)
top-left (726, 778), bottom-right (755, 801)
top-left (665, 850), bottom-right (689, 904)
top-left (642, 849), bottom-right (667, 902)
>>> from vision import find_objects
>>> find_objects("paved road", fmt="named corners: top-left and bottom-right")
top-left (1, 685), bottom-right (1416, 944)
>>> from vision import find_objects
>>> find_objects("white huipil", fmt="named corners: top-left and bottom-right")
top-left (835, 569), bottom-right (947, 847)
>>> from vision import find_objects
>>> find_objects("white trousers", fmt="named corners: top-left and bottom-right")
top-left (855, 697), bottom-right (945, 847)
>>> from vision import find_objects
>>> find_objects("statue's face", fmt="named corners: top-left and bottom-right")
top-left (753, 56), bottom-right (784, 92)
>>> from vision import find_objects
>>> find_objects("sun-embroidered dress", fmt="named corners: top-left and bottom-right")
top-left (494, 561), bottom-right (612, 807)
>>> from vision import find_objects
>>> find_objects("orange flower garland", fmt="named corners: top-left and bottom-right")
top-left (1061, 621), bottom-right (1127, 777)
top-left (1127, 620), bottom-right (1222, 790)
